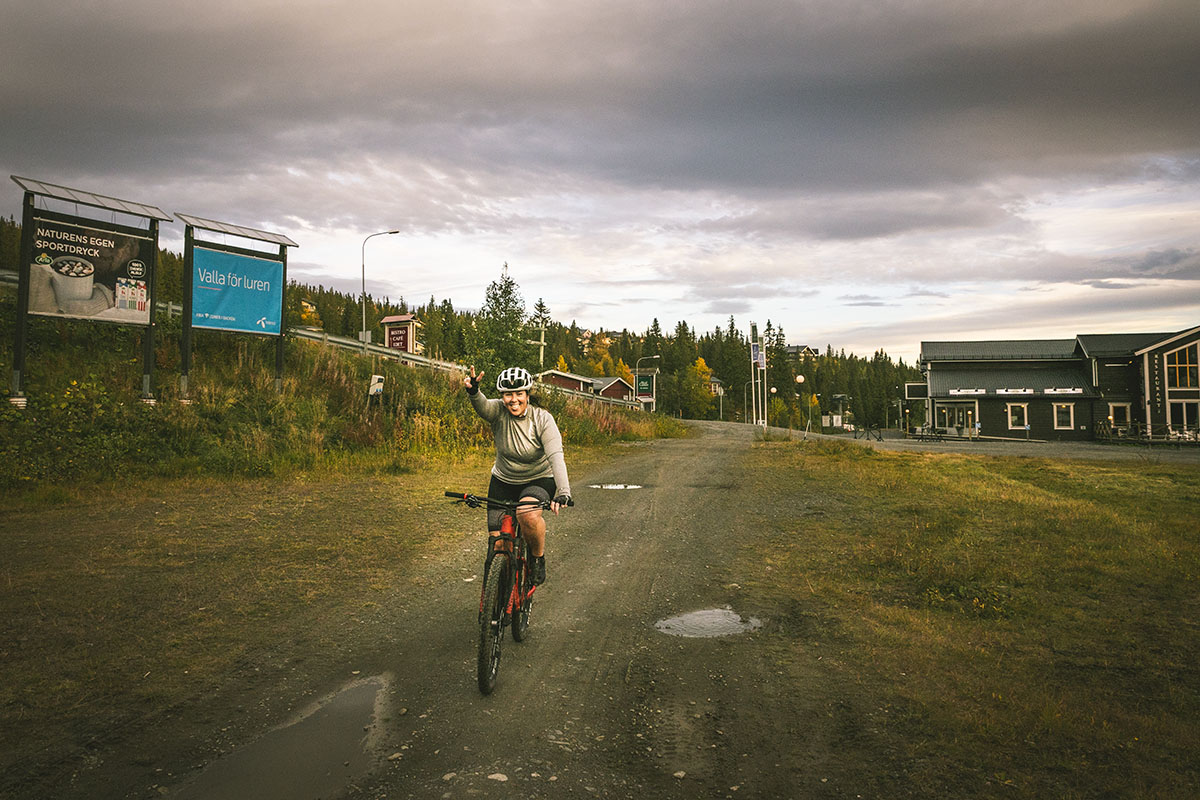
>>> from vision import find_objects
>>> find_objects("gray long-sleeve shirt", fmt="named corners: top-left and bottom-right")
top-left (470, 391), bottom-right (571, 497)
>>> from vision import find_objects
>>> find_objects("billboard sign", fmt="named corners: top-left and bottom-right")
top-left (905, 382), bottom-right (929, 400)
top-left (192, 246), bottom-right (284, 335)
top-left (636, 373), bottom-right (654, 400)
top-left (388, 325), bottom-right (409, 351)
top-left (26, 215), bottom-right (154, 325)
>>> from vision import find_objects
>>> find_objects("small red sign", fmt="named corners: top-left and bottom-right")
top-left (388, 325), bottom-right (409, 351)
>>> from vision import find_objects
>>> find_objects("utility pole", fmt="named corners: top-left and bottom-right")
top-left (527, 297), bottom-right (550, 371)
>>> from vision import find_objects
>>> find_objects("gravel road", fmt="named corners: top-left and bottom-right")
top-left (333, 421), bottom-right (803, 799)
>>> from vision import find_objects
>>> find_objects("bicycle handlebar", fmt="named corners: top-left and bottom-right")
top-left (444, 491), bottom-right (575, 509)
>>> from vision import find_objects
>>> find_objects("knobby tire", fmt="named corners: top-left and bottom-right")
top-left (477, 554), bottom-right (508, 695)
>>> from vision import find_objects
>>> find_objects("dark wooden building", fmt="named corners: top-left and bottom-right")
top-left (919, 325), bottom-right (1200, 441)
top-left (592, 376), bottom-right (635, 401)
top-left (536, 369), bottom-right (595, 393)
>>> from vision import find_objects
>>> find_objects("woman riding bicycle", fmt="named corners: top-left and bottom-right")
top-left (464, 366), bottom-right (571, 585)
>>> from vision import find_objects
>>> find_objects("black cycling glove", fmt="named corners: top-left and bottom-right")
top-left (553, 493), bottom-right (573, 507)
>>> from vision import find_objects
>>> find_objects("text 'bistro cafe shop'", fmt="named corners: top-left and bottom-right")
top-left (914, 326), bottom-right (1200, 442)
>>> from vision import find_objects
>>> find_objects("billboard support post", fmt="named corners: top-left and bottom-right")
top-left (9, 191), bottom-right (34, 404)
top-left (275, 243), bottom-right (287, 393)
top-left (180, 225), bottom-right (195, 401)
top-left (141, 219), bottom-right (159, 402)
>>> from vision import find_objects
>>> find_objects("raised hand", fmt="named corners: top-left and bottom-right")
top-left (463, 367), bottom-right (484, 391)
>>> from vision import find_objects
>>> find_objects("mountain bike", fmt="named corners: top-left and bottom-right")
top-left (444, 491), bottom-right (572, 695)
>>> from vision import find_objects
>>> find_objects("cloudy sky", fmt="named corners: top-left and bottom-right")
top-left (3, 0), bottom-right (1198, 362)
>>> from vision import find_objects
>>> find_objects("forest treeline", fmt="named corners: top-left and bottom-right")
top-left (1, 216), bottom-right (920, 426)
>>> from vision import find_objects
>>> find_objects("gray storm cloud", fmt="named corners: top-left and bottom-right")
top-left (1, 0), bottom-right (1197, 356)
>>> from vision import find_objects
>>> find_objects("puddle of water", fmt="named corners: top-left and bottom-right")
top-left (655, 607), bottom-right (763, 638)
top-left (173, 674), bottom-right (389, 800)
top-left (588, 483), bottom-right (643, 490)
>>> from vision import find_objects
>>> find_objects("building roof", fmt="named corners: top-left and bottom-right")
top-left (536, 369), bottom-right (594, 384)
top-left (1133, 325), bottom-right (1200, 356)
top-left (928, 366), bottom-right (1097, 398)
top-left (924, 329), bottom-right (1195, 363)
top-left (1076, 332), bottom-right (1170, 358)
top-left (922, 339), bottom-right (1077, 362)
top-left (593, 376), bottom-right (633, 392)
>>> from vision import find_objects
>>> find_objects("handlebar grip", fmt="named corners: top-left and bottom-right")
top-left (445, 491), bottom-right (467, 499)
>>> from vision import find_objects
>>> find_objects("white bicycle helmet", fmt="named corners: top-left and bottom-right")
top-left (496, 367), bottom-right (534, 392)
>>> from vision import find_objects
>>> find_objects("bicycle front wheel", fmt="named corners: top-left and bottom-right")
top-left (477, 554), bottom-right (509, 695)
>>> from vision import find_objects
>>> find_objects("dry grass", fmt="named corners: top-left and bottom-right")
top-left (0, 456), bottom-right (492, 774)
top-left (737, 439), bottom-right (1200, 798)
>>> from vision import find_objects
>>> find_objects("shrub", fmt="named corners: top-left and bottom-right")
top-left (0, 318), bottom-right (679, 491)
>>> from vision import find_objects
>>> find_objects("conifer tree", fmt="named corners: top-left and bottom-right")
top-left (466, 263), bottom-right (535, 372)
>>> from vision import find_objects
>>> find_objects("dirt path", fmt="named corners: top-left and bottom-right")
top-left (326, 421), bottom-right (827, 799)
top-left (26, 422), bottom-right (852, 799)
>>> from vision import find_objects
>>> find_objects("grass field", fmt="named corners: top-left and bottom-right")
top-left (738, 438), bottom-right (1200, 798)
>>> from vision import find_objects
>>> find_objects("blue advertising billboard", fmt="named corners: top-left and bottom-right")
top-left (192, 246), bottom-right (284, 335)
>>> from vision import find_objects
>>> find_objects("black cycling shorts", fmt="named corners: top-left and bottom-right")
top-left (487, 475), bottom-right (556, 531)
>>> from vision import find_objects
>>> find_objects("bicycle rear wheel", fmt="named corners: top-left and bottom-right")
top-left (512, 540), bottom-right (533, 642)
top-left (477, 554), bottom-right (509, 695)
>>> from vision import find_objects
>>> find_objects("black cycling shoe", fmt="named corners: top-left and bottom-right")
top-left (532, 556), bottom-right (546, 586)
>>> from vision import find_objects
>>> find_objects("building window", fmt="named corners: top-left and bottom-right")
top-left (1166, 344), bottom-right (1199, 388)
top-left (1169, 401), bottom-right (1198, 431)
top-left (1007, 403), bottom-right (1028, 430)
top-left (1108, 403), bottom-right (1130, 428)
top-left (1053, 403), bottom-right (1074, 430)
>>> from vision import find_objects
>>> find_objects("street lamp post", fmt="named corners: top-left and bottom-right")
top-left (636, 354), bottom-right (660, 412)
top-left (361, 229), bottom-right (400, 346)
top-left (794, 374), bottom-right (805, 432)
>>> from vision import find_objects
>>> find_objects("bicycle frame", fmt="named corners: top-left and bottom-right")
top-left (446, 492), bottom-right (545, 617)
top-left (480, 511), bottom-right (535, 618)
